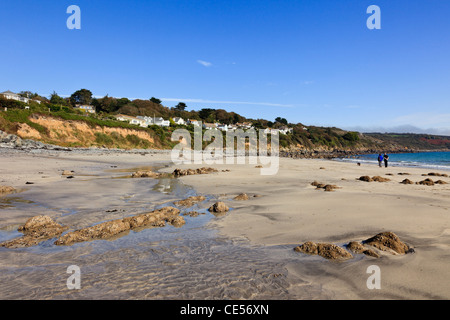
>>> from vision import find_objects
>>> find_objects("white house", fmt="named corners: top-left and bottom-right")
top-left (0, 90), bottom-right (41, 105)
top-left (279, 126), bottom-right (293, 135)
top-left (115, 114), bottom-right (147, 127)
top-left (172, 117), bottom-right (185, 125)
top-left (153, 117), bottom-right (170, 127)
top-left (75, 104), bottom-right (96, 114)
top-left (236, 122), bottom-right (253, 129)
top-left (216, 124), bottom-right (228, 132)
top-left (203, 123), bottom-right (216, 130)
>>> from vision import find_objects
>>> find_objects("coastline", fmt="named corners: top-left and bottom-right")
top-left (1, 147), bottom-right (449, 299)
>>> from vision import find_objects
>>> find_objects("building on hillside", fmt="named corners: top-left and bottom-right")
top-left (153, 117), bottom-right (170, 127)
top-left (172, 117), bottom-right (185, 125)
top-left (216, 124), bottom-right (228, 132)
top-left (236, 122), bottom-right (253, 129)
top-left (135, 116), bottom-right (170, 127)
top-left (74, 104), bottom-right (96, 114)
top-left (279, 126), bottom-right (293, 135)
top-left (114, 114), bottom-right (147, 127)
top-left (203, 123), bottom-right (216, 130)
top-left (0, 90), bottom-right (41, 104)
top-left (187, 119), bottom-right (200, 127)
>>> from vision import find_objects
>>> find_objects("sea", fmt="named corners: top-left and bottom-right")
top-left (335, 151), bottom-right (450, 171)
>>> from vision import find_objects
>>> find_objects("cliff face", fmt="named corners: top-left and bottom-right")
top-left (1, 113), bottom-right (448, 155)
top-left (4, 115), bottom-right (161, 149)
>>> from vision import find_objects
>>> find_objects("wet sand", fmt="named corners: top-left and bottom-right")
top-left (0, 149), bottom-right (449, 299)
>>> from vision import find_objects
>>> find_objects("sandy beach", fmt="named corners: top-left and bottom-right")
top-left (0, 149), bottom-right (449, 300)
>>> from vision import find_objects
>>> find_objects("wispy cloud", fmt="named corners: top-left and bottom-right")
top-left (197, 60), bottom-right (212, 67)
top-left (302, 80), bottom-right (314, 85)
top-left (161, 97), bottom-right (293, 108)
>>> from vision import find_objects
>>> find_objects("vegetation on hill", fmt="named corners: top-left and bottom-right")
top-left (1, 89), bottom-right (449, 153)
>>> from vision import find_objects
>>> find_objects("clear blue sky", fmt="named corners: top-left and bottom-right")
top-left (1, 0), bottom-right (449, 134)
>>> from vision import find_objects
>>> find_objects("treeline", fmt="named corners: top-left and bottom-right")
top-left (1, 88), bottom-right (368, 150)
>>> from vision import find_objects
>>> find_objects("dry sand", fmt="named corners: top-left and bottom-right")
top-left (1, 149), bottom-right (449, 299)
top-left (163, 157), bottom-right (450, 299)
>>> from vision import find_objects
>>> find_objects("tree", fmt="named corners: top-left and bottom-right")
top-left (343, 131), bottom-right (360, 142)
top-left (275, 117), bottom-right (288, 125)
top-left (50, 91), bottom-right (69, 106)
top-left (19, 91), bottom-right (38, 99)
top-left (174, 102), bottom-right (187, 111)
top-left (70, 89), bottom-right (93, 106)
top-left (150, 97), bottom-right (162, 105)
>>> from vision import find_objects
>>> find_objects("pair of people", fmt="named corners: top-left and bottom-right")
top-left (378, 153), bottom-right (389, 168)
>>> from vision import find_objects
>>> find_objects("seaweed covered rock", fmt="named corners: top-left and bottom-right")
top-left (0, 186), bottom-right (16, 196)
top-left (347, 241), bottom-right (380, 258)
top-left (208, 201), bottom-right (229, 213)
top-left (294, 241), bottom-right (353, 260)
top-left (1, 215), bottom-right (67, 248)
top-left (233, 193), bottom-right (249, 201)
top-left (55, 207), bottom-right (182, 246)
top-left (174, 196), bottom-right (206, 207)
top-left (416, 178), bottom-right (435, 186)
top-left (173, 167), bottom-right (218, 177)
top-left (359, 176), bottom-right (373, 182)
top-left (363, 232), bottom-right (409, 255)
top-left (131, 170), bottom-right (161, 178)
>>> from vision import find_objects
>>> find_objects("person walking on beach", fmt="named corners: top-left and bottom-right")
top-left (378, 154), bottom-right (383, 167)
top-left (384, 153), bottom-right (389, 168)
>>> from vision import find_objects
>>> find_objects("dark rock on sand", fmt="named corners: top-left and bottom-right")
top-left (1, 215), bottom-right (67, 248)
top-left (208, 201), bottom-right (229, 213)
top-left (346, 241), bottom-right (380, 258)
top-left (131, 170), bottom-right (161, 178)
top-left (416, 178), bottom-right (435, 186)
top-left (372, 176), bottom-right (391, 182)
top-left (400, 179), bottom-right (414, 184)
top-left (174, 196), bottom-right (206, 207)
top-left (234, 193), bottom-right (249, 200)
top-left (423, 172), bottom-right (449, 177)
top-left (312, 181), bottom-right (339, 191)
top-left (359, 176), bottom-right (390, 182)
top-left (294, 241), bottom-right (353, 260)
top-left (183, 211), bottom-right (204, 217)
top-left (55, 207), bottom-right (182, 246)
top-left (363, 232), bottom-right (410, 255)
top-left (173, 167), bottom-right (218, 177)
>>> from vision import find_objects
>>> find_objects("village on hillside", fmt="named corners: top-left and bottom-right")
top-left (1, 90), bottom-right (294, 135)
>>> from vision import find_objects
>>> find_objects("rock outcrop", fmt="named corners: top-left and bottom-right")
top-left (233, 193), bottom-right (249, 201)
top-left (55, 207), bottom-right (182, 246)
top-left (294, 241), bottom-right (353, 260)
top-left (346, 241), bottom-right (380, 258)
top-left (359, 176), bottom-right (390, 182)
top-left (311, 181), bottom-right (339, 191)
top-left (363, 232), bottom-right (410, 255)
top-left (294, 232), bottom-right (411, 260)
top-left (1, 215), bottom-right (67, 248)
top-left (131, 170), bottom-right (161, 178)
top-left (208, 201), bottom-right (229, 214)
top-left (400, 179), bottom-right (414, 184)
top-left (0, 186), bottom-right (16, 196)
top-left (174, 196), bottom-right (206, 207)
top-left (173, 167), bottom-right (218, 177)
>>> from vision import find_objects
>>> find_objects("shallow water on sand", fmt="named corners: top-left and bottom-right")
top-left (0, 165), bottom-right (330, 299)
